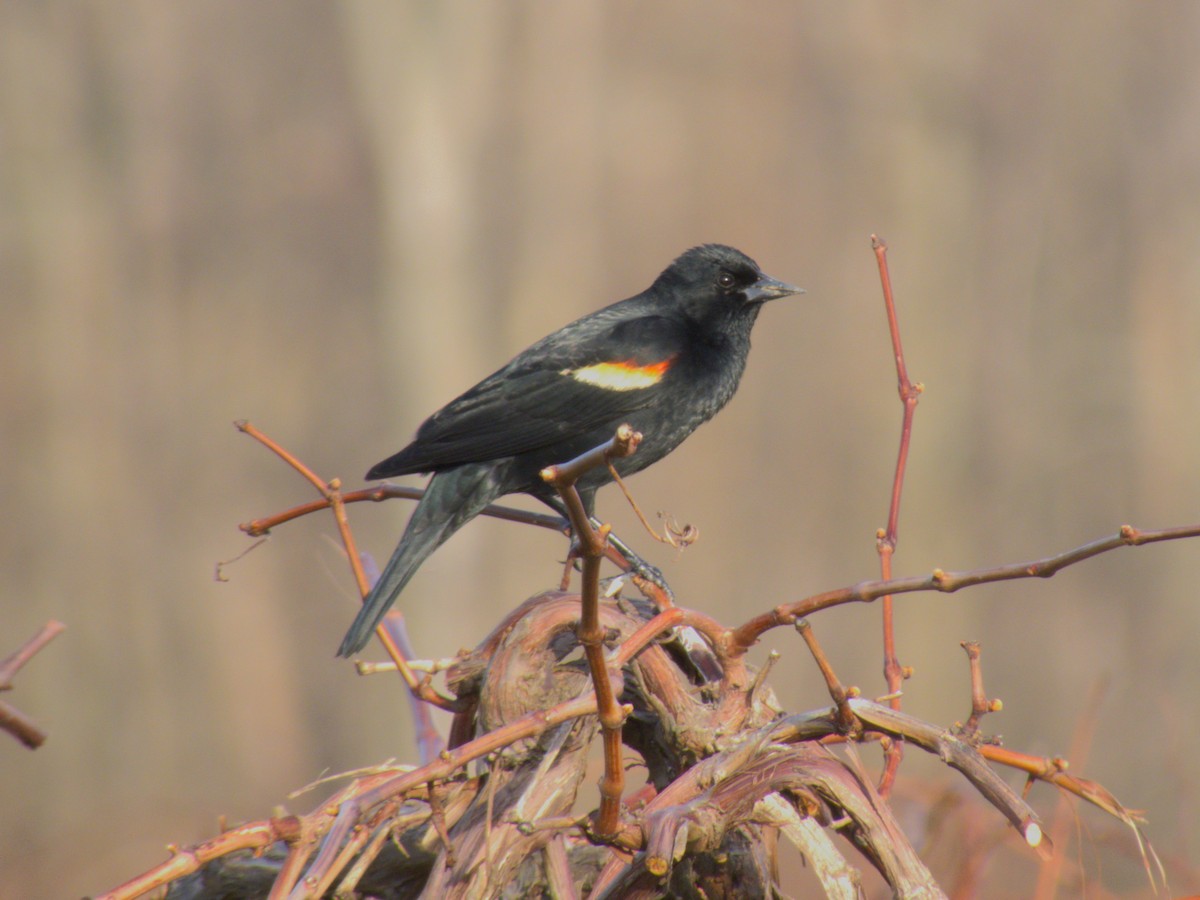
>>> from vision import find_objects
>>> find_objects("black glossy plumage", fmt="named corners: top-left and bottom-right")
top-left (339, 244), bottom-right (802, 656)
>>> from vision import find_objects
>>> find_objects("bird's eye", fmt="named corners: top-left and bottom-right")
top-left (716, 271), bottom-right (737, 290)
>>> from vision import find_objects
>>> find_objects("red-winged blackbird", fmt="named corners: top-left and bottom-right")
top-left (339, 244), bottom-right (802, 656)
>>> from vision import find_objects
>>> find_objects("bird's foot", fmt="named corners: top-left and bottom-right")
top-left (596, 521), bottom-right (675, 604)
top-left (558, 515), bottom-right (676, 603)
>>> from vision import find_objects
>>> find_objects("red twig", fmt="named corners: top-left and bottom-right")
top-left (730, 523), bottom-right (1200, 653)
top-left (958, 641), bottom-right (1001, 738)
top-left (234, 421), bottom-right (455, 711)
top-left (871, 235), bottom-right (921, 559)
top-left (870, 235), bottom-right (921, 796)
top-left (978, 738), bottom-right (1148, 836)
top-left (795, 619), bottom-right (858, 732)
top-left (0, 700), bottom-right (47, 751)
top-left (378, 611), bottom-right (447, 764)
top-left (541, 424), bottom-right (642, 839)
top-left (94, 816), bottom-right (305, 900)
top-left (0, 620), bottom-right (66, 749)
top-left (0, 620), bottom-right (66, 689)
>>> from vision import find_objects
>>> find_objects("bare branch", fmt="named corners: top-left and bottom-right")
top-left (870, 234), bottom-right (922, 796)
top-left (0, 620), bottom-right (65, 749)
top-left (540, 424), bottom-right (641, 839)
top-left (0, 620), bottom-right (66, 690)
top-left (238, 483), bottom-right (566, 539)
top-left (958, 641), bottom-right (1002, 737)
top-left (234, 420), bottom-right (454, 709)
top-left (730, 522), bottom-right (1200, 653)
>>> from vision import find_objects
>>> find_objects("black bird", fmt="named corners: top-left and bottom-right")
top-left (339, 244), bottom-right (802, 656)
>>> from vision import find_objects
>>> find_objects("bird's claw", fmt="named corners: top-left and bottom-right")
top-left (600, 524), bottom-right (674, 601)
top-left (629, 558), bottom-right (674, 601)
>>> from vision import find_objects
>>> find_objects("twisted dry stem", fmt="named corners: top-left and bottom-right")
top-left (97, 539), bottom-right (1189, 895)
top-left (118, 426), bottom-right (1198, 898)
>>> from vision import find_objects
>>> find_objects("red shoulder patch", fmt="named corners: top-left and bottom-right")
top-left (562, 356), bottom-right (675, 391)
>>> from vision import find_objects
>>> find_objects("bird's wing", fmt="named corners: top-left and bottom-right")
top-left (368, 312), bottom-right (686, 477)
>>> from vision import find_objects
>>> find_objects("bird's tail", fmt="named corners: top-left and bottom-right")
top-left (337, 463), bottom-right (507, 657)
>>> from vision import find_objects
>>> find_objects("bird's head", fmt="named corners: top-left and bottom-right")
top-left (655, 244), bottom-right (804, 327)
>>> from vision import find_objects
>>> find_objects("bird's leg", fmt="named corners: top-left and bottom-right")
top-left (590, 519), bottom-right (674, 604)
top-left (542, 494), bottom-right (674, 601)
top-left (572, 484), bottom-right (672, 599)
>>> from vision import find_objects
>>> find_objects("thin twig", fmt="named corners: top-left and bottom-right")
top-left (0, 699), bottom-right (47, 750)
top-left (730, 522), bottom-right (1200, 653)
top-left (0, 620), bottom-right (66, 748)
top-left (795, 619), bottom-right (858, 732)
top-left (0, 620), bottom-right (66, 689)
top-left (542, 424), bottom-right (642, 838)
top-left (213, 537), bottom-right (267, 582)
top-left (958, 641), bottom-right (1000, 737)
top-left (870, 235), bottom-right (921, 797)
top-left (379, 612), bottom-right (447, 764)
top-left (234, 421), bottom-right (456, 709)
top-left (332, 819), bottom-right (395, 898)
top-left (605, 461), bottom-right (698, 549)
top-left (238, 483), bottom-right (567, 539)
top-left (93, 816), bottom-right (305, 900)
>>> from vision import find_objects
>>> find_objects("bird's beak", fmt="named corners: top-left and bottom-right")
top-left (745, 273), bottom-right (805, 304)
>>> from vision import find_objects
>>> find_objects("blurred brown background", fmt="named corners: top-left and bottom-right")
top-left (3, 2), bottom-right (1199, 896)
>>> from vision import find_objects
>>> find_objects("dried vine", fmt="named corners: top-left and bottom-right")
top-left (94, 242), bottom-right (1190, 897)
